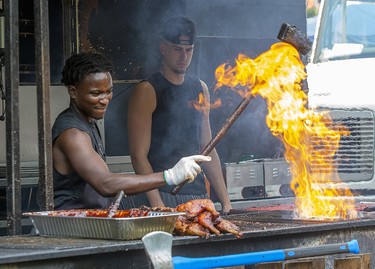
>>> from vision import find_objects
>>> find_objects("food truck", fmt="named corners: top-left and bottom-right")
top-left (306, 0), bottom-right (375, 201)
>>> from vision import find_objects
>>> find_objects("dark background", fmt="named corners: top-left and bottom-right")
top-left (18, 0), bottom-right (64, 83)
top-left (18, 0), bottom-right (306, 164)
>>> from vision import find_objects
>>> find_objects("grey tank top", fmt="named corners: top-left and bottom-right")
top-left (147, 72), bottom-right (207, 195)
top-left (52, 104), bottom-right (110, 209)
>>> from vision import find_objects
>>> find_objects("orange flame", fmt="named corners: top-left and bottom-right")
top-left (215, 42), bottom-right (357, 220)
top-left (192, 92), bottom-right (222, 111)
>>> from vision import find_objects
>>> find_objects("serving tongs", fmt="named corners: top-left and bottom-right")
top-left (107, 190), bottom-right (125, 218)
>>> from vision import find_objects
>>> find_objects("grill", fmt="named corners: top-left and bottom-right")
top-left (3, 203), bottom-right (375, 268)
top-left (310, 109), bottom-right (375, 182)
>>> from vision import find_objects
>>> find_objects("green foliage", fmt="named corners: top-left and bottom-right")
top-left (307, 7), bottom-right (319, 18)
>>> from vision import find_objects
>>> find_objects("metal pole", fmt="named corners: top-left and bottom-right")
top-left (34, 0), bottom-right (53, 210)
top-left (5, 0), bottom-right (21, 235)
top-left (62, 0), bottom-right (79, 60)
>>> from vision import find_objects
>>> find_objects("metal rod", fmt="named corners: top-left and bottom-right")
top-left (34, 0), bottom-right (53, 210)
top-left (107, 190), bottom-right (125, 218)
top-left (171, 93), bottom-right (254, 195)
top-left (5, 0), bottom-right (22, 235)
top-left (62, 0), bottom-right (79, 59)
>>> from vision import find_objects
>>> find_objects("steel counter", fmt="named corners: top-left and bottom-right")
top-left (1, 215), bottom-right (375, 268)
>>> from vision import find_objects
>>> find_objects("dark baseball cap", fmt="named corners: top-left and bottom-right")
top-left (161, 16), bottom-right (196, 45)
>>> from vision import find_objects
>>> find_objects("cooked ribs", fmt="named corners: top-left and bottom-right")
top-left (47, 208), bottom-right (150, 218)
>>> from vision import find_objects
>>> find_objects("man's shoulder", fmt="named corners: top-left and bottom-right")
top-left (146, 72), bottom-right (164, 85)
top-left (54, 107), bottom-right (83, 126)
top-left (186, 74), bottom-right (205, 85)
top-left (185, 75), bottom-right (206, 93)
top-left (52, 108), bottom-right (90, 140)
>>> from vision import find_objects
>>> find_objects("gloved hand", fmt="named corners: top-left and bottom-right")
top-left (163, 155), bottom-right (212, 186)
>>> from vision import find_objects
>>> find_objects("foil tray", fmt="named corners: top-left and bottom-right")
top-left (24, 211), bottom-right (184, 240)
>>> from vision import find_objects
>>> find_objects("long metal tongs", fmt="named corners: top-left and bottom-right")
top-left (107, 190), bottom-right (125, 218)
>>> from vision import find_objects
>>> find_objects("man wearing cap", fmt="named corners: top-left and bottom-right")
top-left (127, 16), bottom-right (232, 213)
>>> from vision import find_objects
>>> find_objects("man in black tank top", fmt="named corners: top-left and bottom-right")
top-left (52, 52), bottom-right (210, 210)
top-left (127, 16), bottom-right (232, 212)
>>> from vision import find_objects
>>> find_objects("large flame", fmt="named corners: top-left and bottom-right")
top-left (215, 42), bottom-right (357, 220)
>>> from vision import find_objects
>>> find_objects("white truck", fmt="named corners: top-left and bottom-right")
top-left (306, 0), bottom-right (375, 200)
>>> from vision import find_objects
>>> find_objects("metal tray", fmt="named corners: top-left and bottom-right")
top-left (24, 211), bottom-right (184, 240)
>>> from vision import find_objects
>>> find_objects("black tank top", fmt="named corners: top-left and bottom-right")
top-left (147, 72), bottom-right (207, 195)
top-left (52, 104), bottom-right (110, 209)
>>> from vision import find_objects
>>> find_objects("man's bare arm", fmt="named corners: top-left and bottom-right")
top-left (128, 81), bottom-right (165, 206)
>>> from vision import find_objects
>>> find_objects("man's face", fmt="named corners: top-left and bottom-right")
top-left (69, 72), bottom-right (113, 121)
top-left (161, 37), bottom-right (194, 75)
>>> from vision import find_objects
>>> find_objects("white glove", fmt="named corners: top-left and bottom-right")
top-left (163, 155), bottom-right (212, 186)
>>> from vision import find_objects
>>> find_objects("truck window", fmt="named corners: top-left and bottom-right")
top-left (317, 0), bottom-right (375, 62)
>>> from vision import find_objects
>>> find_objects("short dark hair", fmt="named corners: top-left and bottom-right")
top-left (61, 52), bottom-right (114, 86)
top-left (161, 16), bottom-right (196, 45)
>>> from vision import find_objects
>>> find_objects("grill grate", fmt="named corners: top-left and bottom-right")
top-left (309, 110), bottom-right (374, 182)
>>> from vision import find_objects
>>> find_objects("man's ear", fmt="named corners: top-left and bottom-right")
top-left (68, 85), bottom-right (76, 98)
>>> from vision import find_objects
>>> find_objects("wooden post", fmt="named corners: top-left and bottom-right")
top-left (361, 253), bottom-right (372, 269)
top-left (334, 253), bottom-right (371, 269)
top-left (284, 257), bottom-right (325, 269)
top-left (254, 262), bottom-right (283, 269)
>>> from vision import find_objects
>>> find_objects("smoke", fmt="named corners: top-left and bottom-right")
top-left (99, 0), bottom-right (304, 161)
top-left (210, 92), bottom-right (284, 163)
top-left (82, 0), bottom-right (186, 80)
